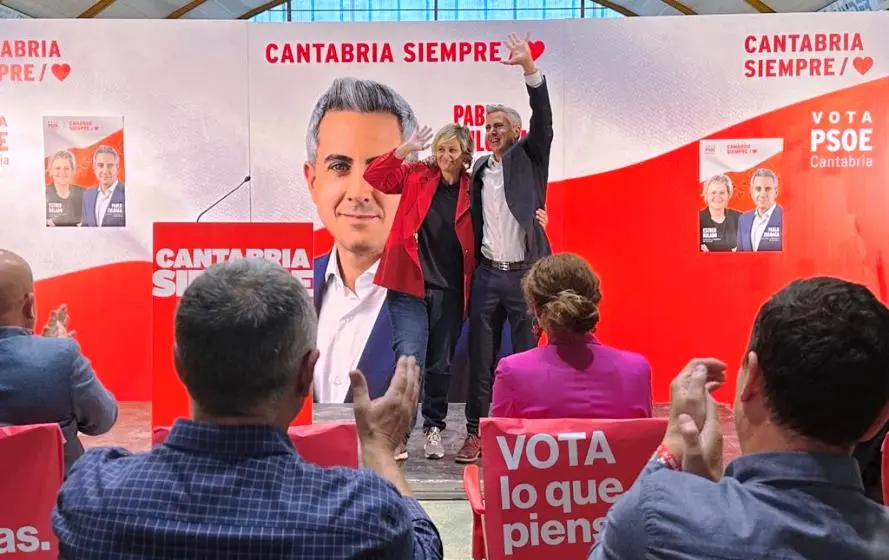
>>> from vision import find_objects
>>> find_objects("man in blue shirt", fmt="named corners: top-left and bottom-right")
top-left (591, 277), bottom-right (889, 559)
top-left (53, 258), bottom-right (443, 559)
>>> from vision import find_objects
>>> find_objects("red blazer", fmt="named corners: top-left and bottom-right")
top-left (364, 149), bottom-right (476, 317)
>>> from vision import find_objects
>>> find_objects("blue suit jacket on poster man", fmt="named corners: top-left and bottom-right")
top-left (80, 184), bottom-right (126, 227)
top-left (737, 205), bottom-right (783, 252)
top-left (312, 253), bottom-right (512, 403)
top-left (313, 253), bottom-right (395, 402)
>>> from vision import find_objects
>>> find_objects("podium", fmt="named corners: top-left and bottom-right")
top-left (151, 222), bottom-right (315, 430)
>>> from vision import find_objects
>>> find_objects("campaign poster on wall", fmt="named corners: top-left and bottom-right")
top-left (698, 138), bottom-right (784, 253)
top-left (43, 116), bottom-right (126, 228)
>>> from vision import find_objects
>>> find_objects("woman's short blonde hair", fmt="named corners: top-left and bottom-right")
top-left (49, 149), bottom-right (76, 173)
top-left (701, 174), bottom-right (733, 198)
top-left (431, 124), bottom-right (474, 170)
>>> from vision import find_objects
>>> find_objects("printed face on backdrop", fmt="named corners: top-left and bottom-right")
top-left (435, 138), bottom-right (464, 177)
top-left (705, 182), bottom-right (729, 211)
top-left (485, 110), bottom-right (519, 155)
top-left (94, 152), bottom-right (119, 189)
top-left (50, 156), bottom-right (73, 188)
top-left (750, 175), bottom-right (778, 213)
top-left (304, 110), bottom-right (401, 257)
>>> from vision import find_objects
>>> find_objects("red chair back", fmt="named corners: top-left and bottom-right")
top-left (287, 423), bottom-right (359, 468)
top-left (151, 426), bottom-right (171, 447)
top-left (478, 417), bottom-right (667, 559)
top-left (0, 423), bottom-right (65, 558)
top-left (152, 422), bottom-right (359, 468)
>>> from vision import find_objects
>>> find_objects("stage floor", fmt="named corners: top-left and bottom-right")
top-left (83, 402), bottom-right (741, 500)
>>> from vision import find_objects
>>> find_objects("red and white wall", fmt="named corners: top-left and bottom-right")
top-left (1, 13), bottom-right (886, 403)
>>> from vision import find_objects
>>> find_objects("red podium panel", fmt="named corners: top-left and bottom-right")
top-left (152, 222), bottom-right (314, 430)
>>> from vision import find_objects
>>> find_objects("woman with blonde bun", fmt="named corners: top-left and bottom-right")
top-left (490, 253), bottom-right (652, 419)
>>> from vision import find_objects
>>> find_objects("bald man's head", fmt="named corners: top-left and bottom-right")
top-left (0, 250), bottom-right (36, 329)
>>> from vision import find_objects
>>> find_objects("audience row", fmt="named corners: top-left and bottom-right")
top-left (1, 247), bottom-right (888, 558)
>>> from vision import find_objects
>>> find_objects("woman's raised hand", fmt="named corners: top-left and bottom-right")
top-left (397, 126), bottom-right (433, 158)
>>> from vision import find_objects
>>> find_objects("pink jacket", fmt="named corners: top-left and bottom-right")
top-left (491, 334), bottom-right (652, 419)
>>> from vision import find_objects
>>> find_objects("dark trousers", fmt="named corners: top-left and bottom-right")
top-left (386, 287), bottom-right (464, 437)
top-left (465, 264), bottom-right (537, 435)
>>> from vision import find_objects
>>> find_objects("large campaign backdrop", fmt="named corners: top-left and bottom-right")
top-left (0, 13), bottom-right (886, 404)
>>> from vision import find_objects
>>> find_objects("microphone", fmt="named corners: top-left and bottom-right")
top-left (196, 175), bottom-right (251, 222)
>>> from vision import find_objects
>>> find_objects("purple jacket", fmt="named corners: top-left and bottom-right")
top-left (491, 334), bottom-right (652, 419)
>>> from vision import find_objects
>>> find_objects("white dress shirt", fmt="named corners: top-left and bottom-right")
top-left (480, 70), bottom-right (544, 263)
top-left (751, 203), bottom-right (776, 252)
top-left (313, 250), bottom-right (387, 403)
top-left (95, 181), bottom-right (118, 227)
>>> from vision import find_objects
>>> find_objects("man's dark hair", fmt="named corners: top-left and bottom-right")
top-left (174, 258), bottom-right (317, 416)
top-left (749, 277), bottom-right (889, 446)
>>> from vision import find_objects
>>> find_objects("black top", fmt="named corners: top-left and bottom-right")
top-left (46, 185), bottom-right (85, 227)
top-left (418, 179), bottom-right (463, 291)
top-left (699, 208), bottom-right (741, 252)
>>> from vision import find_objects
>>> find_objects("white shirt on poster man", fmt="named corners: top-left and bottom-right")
top-left (313, 249), bottom-right (387, 403)
top-left (94, 181), bottom-right (119, 227)
top-left (751, 203), bottom-right (776, 252)
top-left (480, 69), bottom-right (544, 263)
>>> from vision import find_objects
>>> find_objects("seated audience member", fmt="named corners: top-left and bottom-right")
top-left (0, 249), bottom-right (118, 473)
top-left (53, 258), bottom-right (443, 559)
top-left (491, 253), bottom-right (652, 419)
top-left (590, 277), bottom-right (889, 559)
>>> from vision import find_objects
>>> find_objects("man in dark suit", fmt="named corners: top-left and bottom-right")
top-left (80, 145), bottom-right (126, 227)
top-left (457, 33), bottom-right (553, 463)
top-left (737, 168), bottom-right (782, 252)
top-left (0, 250), bottom-right (118, 473)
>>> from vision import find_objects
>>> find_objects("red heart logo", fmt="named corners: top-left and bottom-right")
top-left (853, 56), bottom-right (873, 75)
top-left (506, 40), bottom-right (546, 62)
top-left (51, 63), bottom-right (71, 81)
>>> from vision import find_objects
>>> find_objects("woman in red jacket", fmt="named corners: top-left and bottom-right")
top-left (363, 123), bottom-right (475, 462)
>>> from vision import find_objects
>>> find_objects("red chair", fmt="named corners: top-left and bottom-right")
top-left (463, 464), bottom-right (487, 560)
top-left (152, 421), bottom-right (359, 468)
top-left (463, 417), bottom-right (667, 560)
top-left (881, 430), bottom-right (888, 505)
top-left (0, 423), bottom-right (65, 559)
top-left (286, 422), bottom-right (359, 468)
top-left (151, 426), bottom-right (171, 447)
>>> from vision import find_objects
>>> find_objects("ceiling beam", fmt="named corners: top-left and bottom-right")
top-left (167, 0), bottom-right (210, 18)
top-left (0, 1), bottom-right (34, 17)
top-left (659, 0), bottom-right (696, 15)
top-left (744, 0), bottom-right (775, 13)
top-left (78, 0), bottom-right (118, 18)
top-left (589, 0), bottom-right (638, 17)
top-left (238, 0), bottom-right (287, 20)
